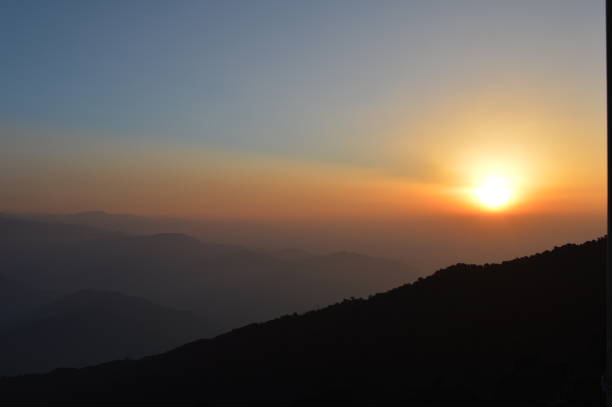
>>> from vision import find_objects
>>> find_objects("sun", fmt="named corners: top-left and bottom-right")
top-left (473, 176), bottom-right (514, 210)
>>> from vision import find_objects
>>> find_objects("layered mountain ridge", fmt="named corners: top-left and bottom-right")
top-left (1, 237), bottom-right (604, 406)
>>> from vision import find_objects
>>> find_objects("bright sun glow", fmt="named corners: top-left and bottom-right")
top-left (473, 176), bottom-right (514, 210)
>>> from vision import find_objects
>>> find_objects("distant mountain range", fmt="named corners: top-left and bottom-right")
top-left (0, 214), bottom-right (417, 375)
top-left (0, 274), bottom-right (57, 323)
top-left (0, 215), bottom-right (416, 328)
top-left (0, 290), bottom-right (211, 376)
top-left (22, 211), bottom-right (255, 251)
top-left (1, 237), bottom-right (604, 406)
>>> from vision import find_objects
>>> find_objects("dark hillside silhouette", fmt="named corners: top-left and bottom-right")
top-left (1, 237), bottom-right (604, 406)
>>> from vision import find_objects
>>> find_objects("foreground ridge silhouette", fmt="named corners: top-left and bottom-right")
top-left (1, 237), bottom-right (605, 406)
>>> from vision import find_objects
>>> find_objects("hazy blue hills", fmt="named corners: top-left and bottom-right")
top-left (0, 215), bottom-right (416, 331)
top-left (0, 290), bottom-right (212, 376)
top-left (0, 274), bottom-right (57, 324)
top-left (1, 237), bottom-right (604, 406)
top-left (29, 211), bottom-right (168, 237)
top-left (0, 214), bottom-right (117, 246)
top-left (0, 215), bottom-right (418, 376)
top-left (25, 211), bottom-right (252, 251)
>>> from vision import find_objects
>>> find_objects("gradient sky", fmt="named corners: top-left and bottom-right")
top-left (0, 1), bottom-right (606, 267)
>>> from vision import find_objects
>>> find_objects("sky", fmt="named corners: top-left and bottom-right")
top-left (0, 1), bottom-right (606, 270)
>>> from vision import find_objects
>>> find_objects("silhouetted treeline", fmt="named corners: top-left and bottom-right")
top-left (1, 237), bottom-right (604, 406)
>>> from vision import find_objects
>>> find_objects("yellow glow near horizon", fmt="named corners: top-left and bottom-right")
top-left (473, 176), bottom-right (514, 211)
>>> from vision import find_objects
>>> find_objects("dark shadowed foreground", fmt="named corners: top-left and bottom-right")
top-left (1, 238), bottom-right (604, 406)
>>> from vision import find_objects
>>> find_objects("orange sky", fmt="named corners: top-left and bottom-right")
top-left (0, 1), bottom-right (605, 270)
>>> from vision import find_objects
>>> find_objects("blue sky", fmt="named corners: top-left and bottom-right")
top-left (1, 1), bottom-right (603, 152)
